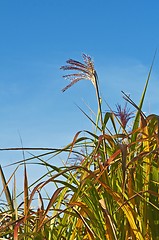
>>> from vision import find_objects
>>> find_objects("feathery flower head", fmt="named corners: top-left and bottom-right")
top-left (61, 54), bottom-right (96, 92)
top-left (115, 103), bottom-right (134, 129)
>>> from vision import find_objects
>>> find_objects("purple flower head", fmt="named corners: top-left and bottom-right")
top-left (115, 103), bottom-right (134, 129)
top-left (61, 54), bottom-right (96, 92)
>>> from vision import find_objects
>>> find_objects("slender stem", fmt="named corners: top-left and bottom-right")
top-left (94, 71), bottom-right (107, 162)
top-left (94, 71), bottom-right (104, 129)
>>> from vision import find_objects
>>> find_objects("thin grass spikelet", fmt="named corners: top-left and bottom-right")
top-left (115, 102), bottom-right (134, 129)
top-left (61, 54), bottom-right (96, 92)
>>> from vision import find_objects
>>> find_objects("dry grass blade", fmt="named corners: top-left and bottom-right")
top-left (37, 187), bottom-right (64, 230)
top-left (71, 207), bottom-right (96, 240)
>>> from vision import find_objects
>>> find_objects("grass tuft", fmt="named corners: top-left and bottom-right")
top-left (0, 53), bottom-right (159, 239)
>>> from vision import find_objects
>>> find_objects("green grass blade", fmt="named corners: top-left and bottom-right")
top-left (132, 50), bottom-right (156, 132)
top-left (0, 165), bottom-right (14, 212)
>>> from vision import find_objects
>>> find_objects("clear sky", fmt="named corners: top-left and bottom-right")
top-left (0, 1), bottom-right (159, 180)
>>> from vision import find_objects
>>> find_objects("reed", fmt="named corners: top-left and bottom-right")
top-left (0, 54), bottom-right (159, 239)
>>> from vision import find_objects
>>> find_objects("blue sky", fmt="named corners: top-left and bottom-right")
top-left (0, 1), bottom-right (159, 183)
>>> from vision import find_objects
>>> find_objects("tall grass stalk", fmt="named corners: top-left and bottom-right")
top-left (0, 54), bottom-right (159, 239)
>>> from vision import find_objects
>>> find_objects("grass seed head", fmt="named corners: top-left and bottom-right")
top-left (61, 54), bottom-right (95, 92)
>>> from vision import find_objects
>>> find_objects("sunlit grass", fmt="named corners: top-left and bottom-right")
top-left (0, 53), bottom-right (159, 239)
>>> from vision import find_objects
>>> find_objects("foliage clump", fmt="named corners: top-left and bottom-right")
top-left (0, 54), bottom-right (159, 239)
